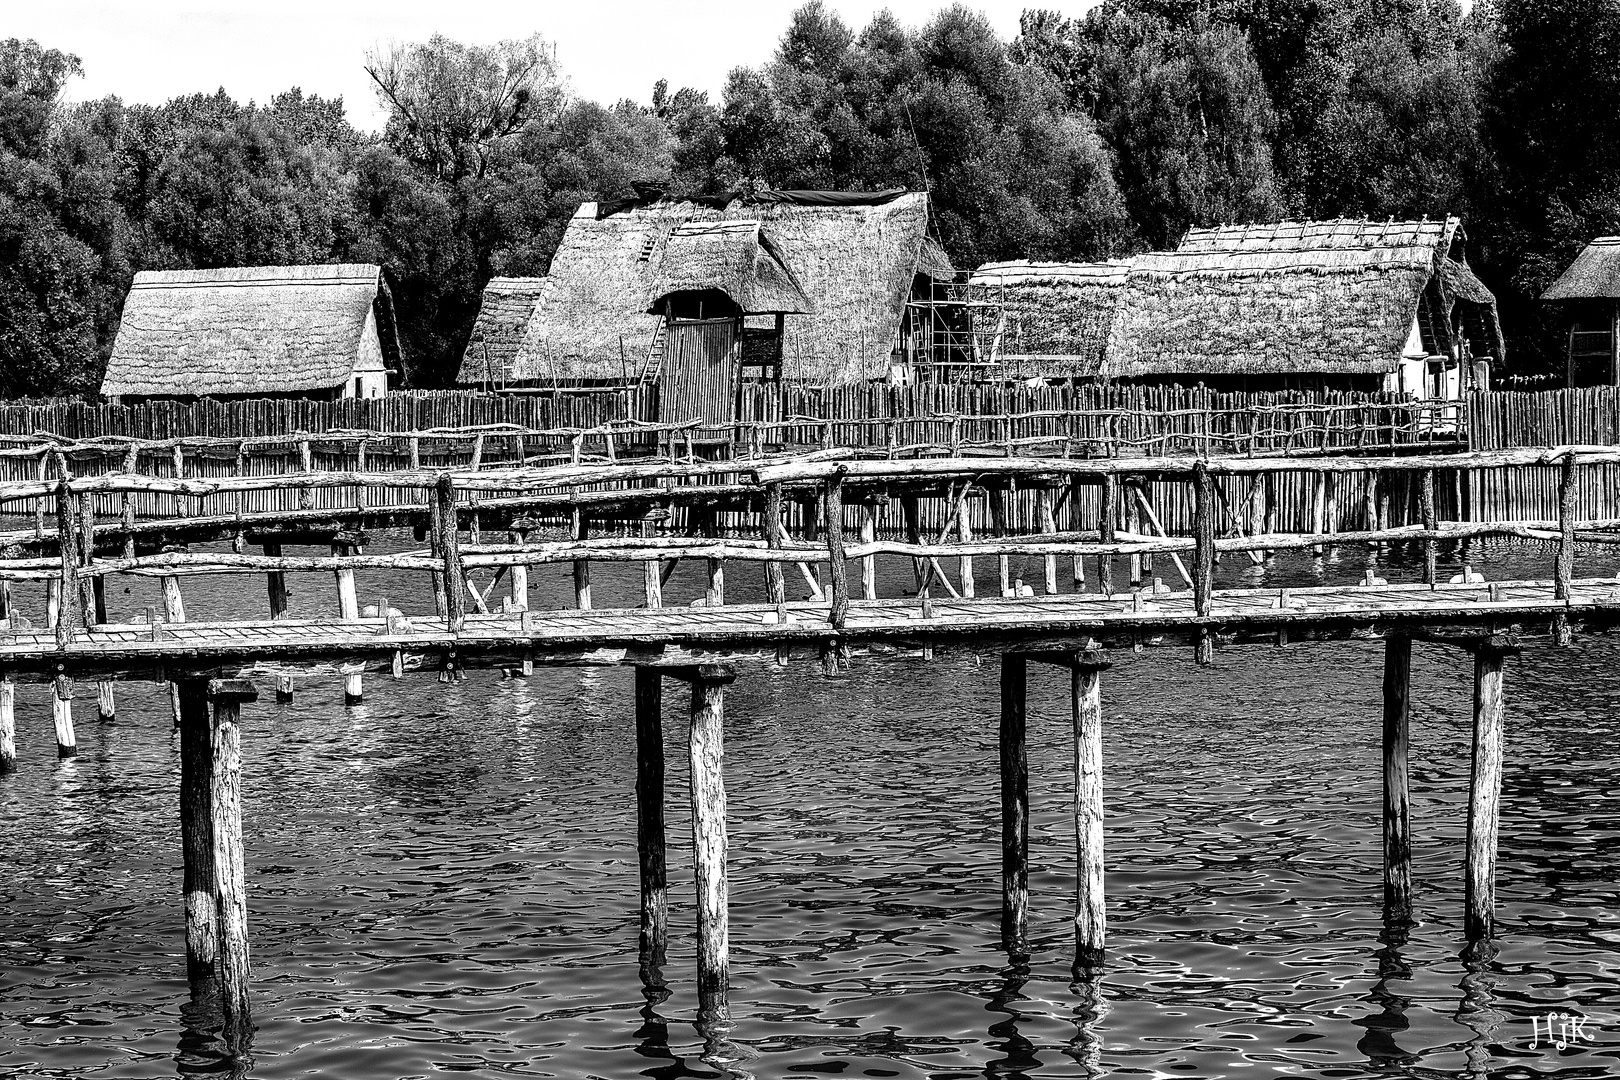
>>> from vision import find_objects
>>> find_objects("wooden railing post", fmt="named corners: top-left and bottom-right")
top-left (1555, 455), bottom-right (1576, 645)
top-left (1097, 475), bottom-right (1116, 597)
top-left (1421, 469), bottom-right (1437, 587)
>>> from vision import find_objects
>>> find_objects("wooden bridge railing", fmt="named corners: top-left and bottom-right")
top-left (0, 443), bottom-right (1608, 665)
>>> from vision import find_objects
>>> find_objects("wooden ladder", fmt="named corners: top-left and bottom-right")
top-left (638, 321), bottom-right (667, 384)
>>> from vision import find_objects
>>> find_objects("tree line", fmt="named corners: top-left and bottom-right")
top-left (2, 0), bottom-right (1615, 396)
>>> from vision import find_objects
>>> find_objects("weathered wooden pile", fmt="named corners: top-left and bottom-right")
top-left (1, 422), bottom-right (1614, 1062)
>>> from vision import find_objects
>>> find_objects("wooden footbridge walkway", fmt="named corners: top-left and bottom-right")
top-left (3, 427), bottom-right (1618, 1058)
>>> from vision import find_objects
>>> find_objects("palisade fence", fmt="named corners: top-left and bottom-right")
top-left (1468, 387), bottom-right (1620, 525)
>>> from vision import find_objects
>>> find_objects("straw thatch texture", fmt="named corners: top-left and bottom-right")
top-left (104, 265), bottom-right (398, 397)
top-left (1542, 237), bottom-right (1620, 300)
top-left (647, 221), bottom-right (812, 315)
top-left (510, 192), bottom-right (946, 385)
top-left (1101, 218), bottom-right (1475, 377)
top-left (970, 261), bottom-right (1131, 377)
top-left (456, 277), bottom-right (547, 385)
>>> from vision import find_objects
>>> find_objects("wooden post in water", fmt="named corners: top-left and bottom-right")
top-left (176, 679), bottom-right (217, 980)
top-left (825, 472), bottom-right (849, 630)
top-left (163, 573), bottom-right (187, 725)
top-left (1098, 476), bottom-right (1116, 597)
top-left (508, 530), bottom-right (529, 613)
top-left (0, 677), bottom-right (15, 772)
top-left (634, 667), bottom-right (667, 971)
top-left (1193, 464), bottom-right (1215, 665)
top-left (1125, 479), bottom-right (1142, 585)
top-left (262, 542), bottom-right (293, 702)
top-left (1037, 489), bottom-right (1059, 594)
top-left (1420, 470), bottom-right (1437, 587)
top-left (644, 515), bottom-right (664, 611)
top-left (764, 485), bottom-right (789, 665)
top-left (957, 486), bottom-right (975, 598)
top-left (999, 654), bottom-right (1029, 953)
top-left (1382, 634), bottom-right (1413, 925)
top-left (207, 678), bottom-right (257, 1045)
top-left (990, 486), bottom-right (1012, 595)
top-left (1465, 638), bottom-right (1514, 940)
top-left (53, 470), bottom-right (83, 650)
top-left (52, 674), bottom-right (75, 757)
top-left (574, 511), bottom-right (593, 610)
top-left (332, 542), bottom-right (363, 703)
top-left (702, 511), bottom-right (721, 607)
top-left (1555, 456), bottom-right (1576, 646)
top-left (1069, 478), bottom-right (1086, 590)
top-left (669, 665), bottom-right (737, 1016)
top-left (436, 475), bottom-right (466, 631)
top-left (860, 502), bottom-right (878, 601)
top-left (1072, 656), bottom-right (1108, 970)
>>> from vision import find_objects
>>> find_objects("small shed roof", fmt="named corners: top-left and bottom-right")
top-left (457, 277), bottom-right (547, 385)
top-left (970, 261), bottom-right (1131, 377)
top-left (103, 264), bottom-right (399, 397)
top-left (1542, 237), bottom-right (1620, 300)
top-left (646, 221), bottom-right (813, 315)
top-left (1100, 218), bottom-right (1483, 378)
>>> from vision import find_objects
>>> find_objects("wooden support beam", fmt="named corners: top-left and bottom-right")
top-left (436, 475), bottom-right (466, 631)
top-left (163, 574), bottom-right (187, 726)
top-left (1193, 463), bottom-right (1215, 665)
top-left (702, 512), bottom-right (721, 608)
top-left (989, 486), bottom-right (1012, 596)
top-left (176, 679), bottom-right (217, 980)
top-left (1097, 476), bottom-right (1115, 598)
top-left (263, 542), bottom-right (289, 620)
top-left (1465, 641), bottom-right (1513, 940)
top-left (957, 487), bottom-right (976, 599)
top-left (825, 473), bottom-right (849, 629)
top-left (635, 667), bottom-right (667, 973)
top-left (1125, 479), bottom-right (1142, 585)
top-left (207, 677), bottom-right (257, 1045)
top-left (508, 530), bottom-right (530, 613)
top-left (52, 674), bottom-right (75, 758)
top-left (643, 516), bottom-right (664, 611)
top-left (427, 492), bottom-right (448, 619)
top-left (666, 665), bottom-right (736, 1016)
top-left (333, 542), bottom-right (362, 703)
top-left (1383, 634), bottom-right (1413, 925)
top-left (1421, 470), bottom-right (1437, 587)
top-left (1068, 478), bottom-right (1086, 590)
top-left (901, 493), bottom-right (924, 591)
top-left (0, 677), bottom-right (15, 773)
top-left (999, 653), bottom-right (1029, 954)
top-left (574, 511), bottom-right (593, 611)
top-left (1037, 490), bottom-right (1059, 595)
top-left (1555, 457), bottom-right (1576, 645)
top-left (764, 486), bottom-right (787, 665)
top-left (1072, 658), bottom-right (1107, 970)
top-left (53, 470), bottom-right (82, 649)
top-left (860, 503), bottom-right (878, 601)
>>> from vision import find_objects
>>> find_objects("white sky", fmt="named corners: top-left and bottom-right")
top-left (16, 1), bottom-right (1103, 132)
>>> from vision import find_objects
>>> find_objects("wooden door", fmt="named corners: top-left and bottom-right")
top-left (660, 317), bottom-right (739, 442)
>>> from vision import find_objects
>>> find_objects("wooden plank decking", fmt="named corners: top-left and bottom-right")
top-left (3, 576), bottom-right (1612, 680)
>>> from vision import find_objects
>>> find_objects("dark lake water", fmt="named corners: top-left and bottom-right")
top-left (2, 536), bottom-right (1618, 1078)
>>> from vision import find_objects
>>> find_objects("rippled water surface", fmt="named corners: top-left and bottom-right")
top-left (2, 538), bottom-right (1618, 1078)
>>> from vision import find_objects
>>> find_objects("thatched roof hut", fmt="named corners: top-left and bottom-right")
top-left (103, 264), bottom-right (401, 399)
top-left (458, 277), bottom-right (547, 387)
top-left (969, 261), bottom-right (1131, 378)
top-left (1097, 218), bottom-right (1503, 382)
top-left (1542, 237), bottom-right (1620, 299)
top-left (500, 190), bottom-right (951, 386)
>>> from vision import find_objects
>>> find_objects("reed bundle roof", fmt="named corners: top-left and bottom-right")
top-left (970, 261), bottom-right (1131, 377)
top-left (1099, 218), bottom-right (1496, 378)
top-left (647, 220), bottom-right (813, 315)
top-left (104, 265), bottom-right (400, 397)
top-left (1542, 237), bottom-right (1620, 300)
top-left (508, 191), bottom-right (949, 385)
top-left (458, 277), bottom-right (547, 385)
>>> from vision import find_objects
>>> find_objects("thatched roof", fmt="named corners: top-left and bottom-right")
top-left (646, 221), bottom-right (813, 315)
top-left (457, 277), bottom-right (547, 385)
top-left (970, 261), bottom-right (1131, 378)
top-left (1099, 218), bottom-right (1492, 378)
top-left (104, 264), bottom-right (400, 397)
top-left (1542, 237), bottom-right (1620, 300)
top-left (508, 191), bottom-right (949, 385)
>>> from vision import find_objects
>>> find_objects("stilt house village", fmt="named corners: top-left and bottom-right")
top-left (13, 7), bottom-right (1620, 1076)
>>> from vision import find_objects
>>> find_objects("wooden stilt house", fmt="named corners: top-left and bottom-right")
top-left (1541, 237), bottom-right (1620, 386)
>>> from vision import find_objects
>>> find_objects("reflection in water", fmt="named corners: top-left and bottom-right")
top-left (1457, 940), bottom-right (1505, 1080)
top-left (1066, 973), bottom-right (1108, 1078)
top-left (1355, 923), bottom-right (1419, 1067)
top-left (984, 957), bottom-right (1042, 1079)
top-left (176, 971), bottom-right (250, 1080)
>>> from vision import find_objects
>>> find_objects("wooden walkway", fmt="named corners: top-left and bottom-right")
top-left (0, 577), bottom-right (1611, 680)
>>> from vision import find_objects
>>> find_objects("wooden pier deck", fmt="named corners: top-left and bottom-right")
top-left (0, 577), bottom-right (1613, 680)
top-left (4, 433), bottom-right (1618, 1059)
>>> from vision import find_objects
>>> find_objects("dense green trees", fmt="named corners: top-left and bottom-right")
top-left (3, 0), bottom-right (1619, 394)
